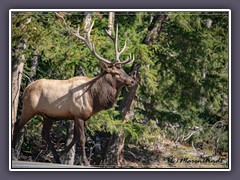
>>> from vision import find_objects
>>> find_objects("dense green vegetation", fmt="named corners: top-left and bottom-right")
top-left (11, 11), bottom-right (229, 166)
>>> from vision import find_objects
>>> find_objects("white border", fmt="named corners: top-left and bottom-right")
top-left (9, 9), bottom-right (12, 172)
top-left (9, 9), bottom-right (231, 172)
top-left (228, 9), bottom-right (231, 171)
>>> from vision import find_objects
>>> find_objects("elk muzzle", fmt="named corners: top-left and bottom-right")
top-left (125, 78), bottom-right (137, 87)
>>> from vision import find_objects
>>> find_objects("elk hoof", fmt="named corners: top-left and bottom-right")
top-left (54, 158), bottom-right (62, 164)
top-left (84, 163), bottom-right (91, 167)
top-left (81, 160), bottom-right (90, 167)
top-left (56, 160), bottom-right (62, 164)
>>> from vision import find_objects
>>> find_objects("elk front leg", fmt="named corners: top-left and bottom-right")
top-left (42, 119), bottom-right (61, 164)
top-left (75, 118), bottom-right (89, 166)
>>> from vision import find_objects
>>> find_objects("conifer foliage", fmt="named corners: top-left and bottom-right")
top-left (11, 11), bottom-right (229, 167)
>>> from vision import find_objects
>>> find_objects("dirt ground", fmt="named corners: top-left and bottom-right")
top-left (19, 133), bottom-right (228, 169)
top-left (122, 140), bottom-right (228, 169)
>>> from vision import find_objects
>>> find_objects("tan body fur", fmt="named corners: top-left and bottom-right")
top-left (22, 76), bottom-right (94, 122)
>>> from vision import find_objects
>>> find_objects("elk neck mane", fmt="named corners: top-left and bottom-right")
top-left (89, 71), bottom-right (121, 113)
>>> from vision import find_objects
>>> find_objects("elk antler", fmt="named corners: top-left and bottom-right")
top-left (55, 12), bottom-right (134, 65)
top-left (104, 25), bottom-right (135, 65)
top-left (55, 12), bottom-right (111, 64)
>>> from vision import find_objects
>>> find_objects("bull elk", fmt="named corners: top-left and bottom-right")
top-left (12, 13), bottom-right (137, 166)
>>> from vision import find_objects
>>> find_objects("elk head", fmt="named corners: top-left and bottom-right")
top-left (55, 12), bottom-right (136, 87)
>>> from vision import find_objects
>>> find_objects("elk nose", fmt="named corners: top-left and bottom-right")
top-left (131, 80), bottom-right (136, 86)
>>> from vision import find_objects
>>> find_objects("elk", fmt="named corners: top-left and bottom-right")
top-left (12, 14), bottom-right (136, 166)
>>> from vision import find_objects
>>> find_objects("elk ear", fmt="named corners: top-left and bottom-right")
top-left (105, 66), bottom-right (115, 73)
top-left (100, 62), bottom-right (115, 73)
top-left (100, 61), bottom-right (109, 70)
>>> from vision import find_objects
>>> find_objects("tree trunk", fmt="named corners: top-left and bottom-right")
top-left (108, 12), bottom-right (115, 35)
top-left (84, 12), bottom-right (92, 32)
top-left (12, 39), bottom-right (27, 140)
top-left (143, 13), bottom-right (169, 45)
top-left (29, 49), bottom-right (39, 82)
top-left (11, 39), bottom-right (27, 160)
top-left (102, 133), bottom-right (125, 167)
top-left (103, 64), bottom-right (141, 167)
top-left (63, 122), bottom-right (76, 165)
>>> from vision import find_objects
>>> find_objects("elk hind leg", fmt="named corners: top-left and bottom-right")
top-left (12, 111), bottom-right (34, 160)
top-left (42, 119), bottom-right (61, 164)
top-left (76, 118), bottom-right (89, 166)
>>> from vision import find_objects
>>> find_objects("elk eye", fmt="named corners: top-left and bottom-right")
top-left (115, 64), bottom-right (121, 69)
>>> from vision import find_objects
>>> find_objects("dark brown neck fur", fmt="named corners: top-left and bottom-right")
top-left (90, 72), bottom-right (122, 114)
